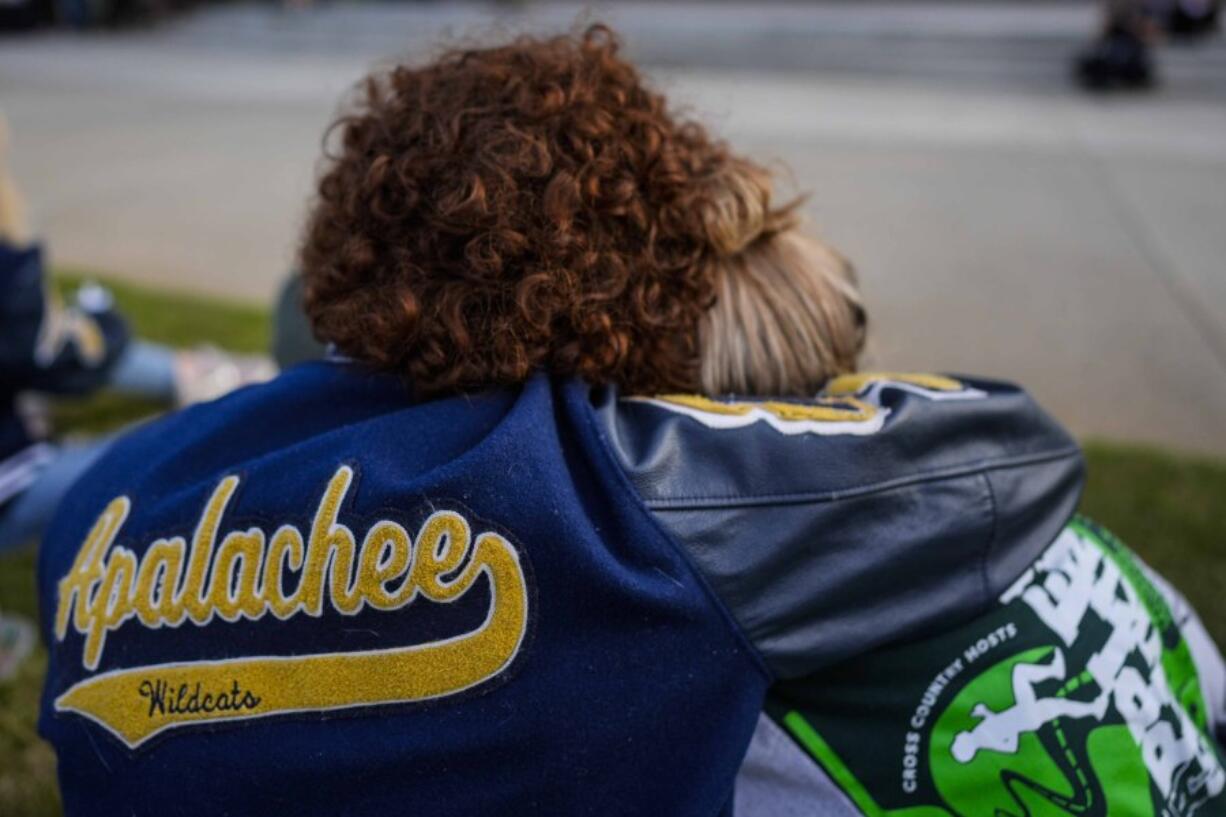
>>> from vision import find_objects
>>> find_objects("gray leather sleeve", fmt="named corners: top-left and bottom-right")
top-left (590, 375), bottom-right (1084, 679)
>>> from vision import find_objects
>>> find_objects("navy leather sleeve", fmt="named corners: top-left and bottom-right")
top-left (591, 374), bottom-right (1084, 679)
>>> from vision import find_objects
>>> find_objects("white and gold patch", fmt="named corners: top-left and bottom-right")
top-left (52, 465), bottom-right (530, 749)
top-left (823, 372), bottom-right (987, 403)
top-left (35, 298), bottom-right (107, 368)
top-left (629, 393), bottom-right (887, 436)
top-left (630, 374), bottom-right (984, 436)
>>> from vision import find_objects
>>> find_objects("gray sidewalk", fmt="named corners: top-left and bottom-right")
top-left (1, 2), bottom-right (1224, 453)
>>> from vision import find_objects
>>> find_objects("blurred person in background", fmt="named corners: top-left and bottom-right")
top-left (0, 114), bottom-right (273, 556)
top-left (33, 25), bottom-right (1226, 817)
top-left (1076, 0), bottom-right (1220, 89)
top-left (0, 0), bottom-right (194, 30)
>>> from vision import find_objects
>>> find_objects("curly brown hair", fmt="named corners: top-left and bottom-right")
top-left (301, 25), bottom-right (798, 396)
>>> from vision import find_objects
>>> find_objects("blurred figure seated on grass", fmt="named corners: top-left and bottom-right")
top-left (0, 114), bottom-right (274, 557)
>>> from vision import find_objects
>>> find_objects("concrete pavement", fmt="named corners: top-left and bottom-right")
top-left (1, 2), bottom-right (1224, 452)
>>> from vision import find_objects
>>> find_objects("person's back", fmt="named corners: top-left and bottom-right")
top-left (35, 25), bottom-right (1225, 817)
top-left (41, 361), bottom-right (1226, 815)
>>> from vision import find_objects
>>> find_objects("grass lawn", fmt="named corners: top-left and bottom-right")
top-left (1, 274), bottom-right (1224, 816)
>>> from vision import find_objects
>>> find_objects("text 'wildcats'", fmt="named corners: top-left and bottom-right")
top-left (52, 465), bottom-right (530, 748)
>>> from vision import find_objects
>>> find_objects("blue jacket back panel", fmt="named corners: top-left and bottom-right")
top-left (38, 362), bottom-right (766, 816)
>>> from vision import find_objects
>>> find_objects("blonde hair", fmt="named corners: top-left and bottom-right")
top-left (0, 114), bottom-right (32, 246)
top-left (696, 160), bottom-right (866, 396)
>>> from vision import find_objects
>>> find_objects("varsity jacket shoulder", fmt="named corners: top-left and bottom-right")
top-left (588, 373), bottom-right (1226, 816)
top-left (592, 373), bottom-right (1085, 678)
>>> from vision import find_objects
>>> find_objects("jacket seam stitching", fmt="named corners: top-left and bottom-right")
top-left (580, 397), bottom-right (776, 682)
top-left (644, 446), bottom-right (1081, 510)
top-left (979, 470), bottom-right (1000, 608)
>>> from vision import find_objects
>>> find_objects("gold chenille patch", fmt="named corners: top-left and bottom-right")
top-left (52, 465), bottom-right (530, 749)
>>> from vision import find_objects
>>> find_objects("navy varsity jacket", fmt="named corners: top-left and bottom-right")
top-left (36, 361), bottom-right (1226, 816)
top-left (1, 241), bottom-right (129, 514)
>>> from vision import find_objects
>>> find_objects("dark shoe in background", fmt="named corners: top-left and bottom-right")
top-left (1075, 26), bottom-right (1157, 91)
top-left (1165, 0), bottom-right (1220, 41)
top-left (0, 0), bottom-right (52, 32)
